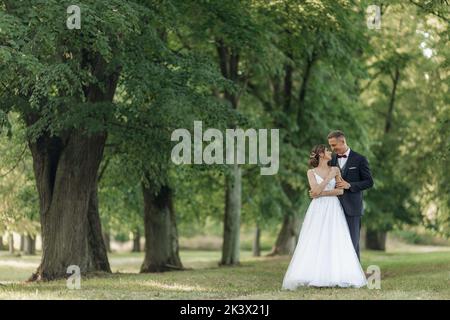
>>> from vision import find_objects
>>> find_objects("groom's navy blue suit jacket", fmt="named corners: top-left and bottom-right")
top-left (330, 150), bottom-right (373, 217)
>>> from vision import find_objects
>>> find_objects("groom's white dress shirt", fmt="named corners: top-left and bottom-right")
top-left (338, 148), bottom-right (351, 169)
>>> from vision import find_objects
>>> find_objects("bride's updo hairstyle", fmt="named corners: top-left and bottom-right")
top-left (309, 144), bottom-right (327, 168)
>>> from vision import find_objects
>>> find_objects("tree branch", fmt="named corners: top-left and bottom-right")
top-left (0, 144), bottom-right (28, 178)
top-left (408, 0), bottom-right (450, 22)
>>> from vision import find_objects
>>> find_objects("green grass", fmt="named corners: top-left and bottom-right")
top-left (0, 249), bottom-right (449, 300)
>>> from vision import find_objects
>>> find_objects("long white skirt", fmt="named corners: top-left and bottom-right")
top-left (281, 196), bottom-right (367, 289)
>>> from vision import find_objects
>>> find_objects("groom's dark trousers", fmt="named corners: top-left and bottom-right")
top-left (331, 150), bottom-right (373, 260)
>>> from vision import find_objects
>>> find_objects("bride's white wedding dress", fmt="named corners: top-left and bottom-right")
top-left (281, 170), bottom-right (367, 289)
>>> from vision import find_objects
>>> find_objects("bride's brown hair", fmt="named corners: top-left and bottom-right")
top-left (309, 144), bottom-right (327, 168)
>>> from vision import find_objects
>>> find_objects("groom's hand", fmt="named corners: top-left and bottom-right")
top-left (336, 179), bottom-right (351, 189)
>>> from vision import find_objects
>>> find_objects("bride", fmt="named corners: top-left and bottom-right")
top-left (281, 144), bottom-right (367, 289)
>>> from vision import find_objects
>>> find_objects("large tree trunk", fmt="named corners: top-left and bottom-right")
top-left (252, 224), bottom-right (261, 257)
top-left (140, 183), bottom-right (183, 273)
top-left (26, 56), bottom-right (118, 281)
top-left (28, 131), bottom-right (111, 280)
top-left (268, 214), bottom-right (301, 256)
top-left (132, 228), bottom-right (141, 253)
top-left (8, 233), bottom-right (14, 254)
top-left (220, 164), bottom-right (242, 265)
top-left (24, 235), bottom-right (36, 255)
top-left (365, 229), bottom-right (387, 251)
top-left (0, 235), bottom-right (4, 250)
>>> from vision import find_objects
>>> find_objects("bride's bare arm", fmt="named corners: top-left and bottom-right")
top-left (309, 167), bottom-right (342, 198)
top-left (318, 167), bottom-right (344, 196)
top-left (307, 169), bottom-right (334, 196)
top-left (317, 188), bottom-right (344, 197)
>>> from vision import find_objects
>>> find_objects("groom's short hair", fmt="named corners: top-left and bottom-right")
top-left (327, 130), bottom-right (345, 140)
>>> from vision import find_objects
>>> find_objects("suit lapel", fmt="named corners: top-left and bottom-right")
top-left (342, 150), bottom-right (354, 178)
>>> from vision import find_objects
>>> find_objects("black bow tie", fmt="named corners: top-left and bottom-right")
top-left (337, 154), bottom-right (347, 158)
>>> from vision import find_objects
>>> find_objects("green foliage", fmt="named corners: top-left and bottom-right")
top-left (362, 2), bottom-right (449, 235)
top-left (0, 115), bottom-right (39, 236)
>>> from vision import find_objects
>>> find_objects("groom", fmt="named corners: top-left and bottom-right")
top-left (327, 130), bottom-right (373, 260)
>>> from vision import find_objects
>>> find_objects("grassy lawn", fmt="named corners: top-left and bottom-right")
top-left (0, 249), bottom-right (449, 300)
